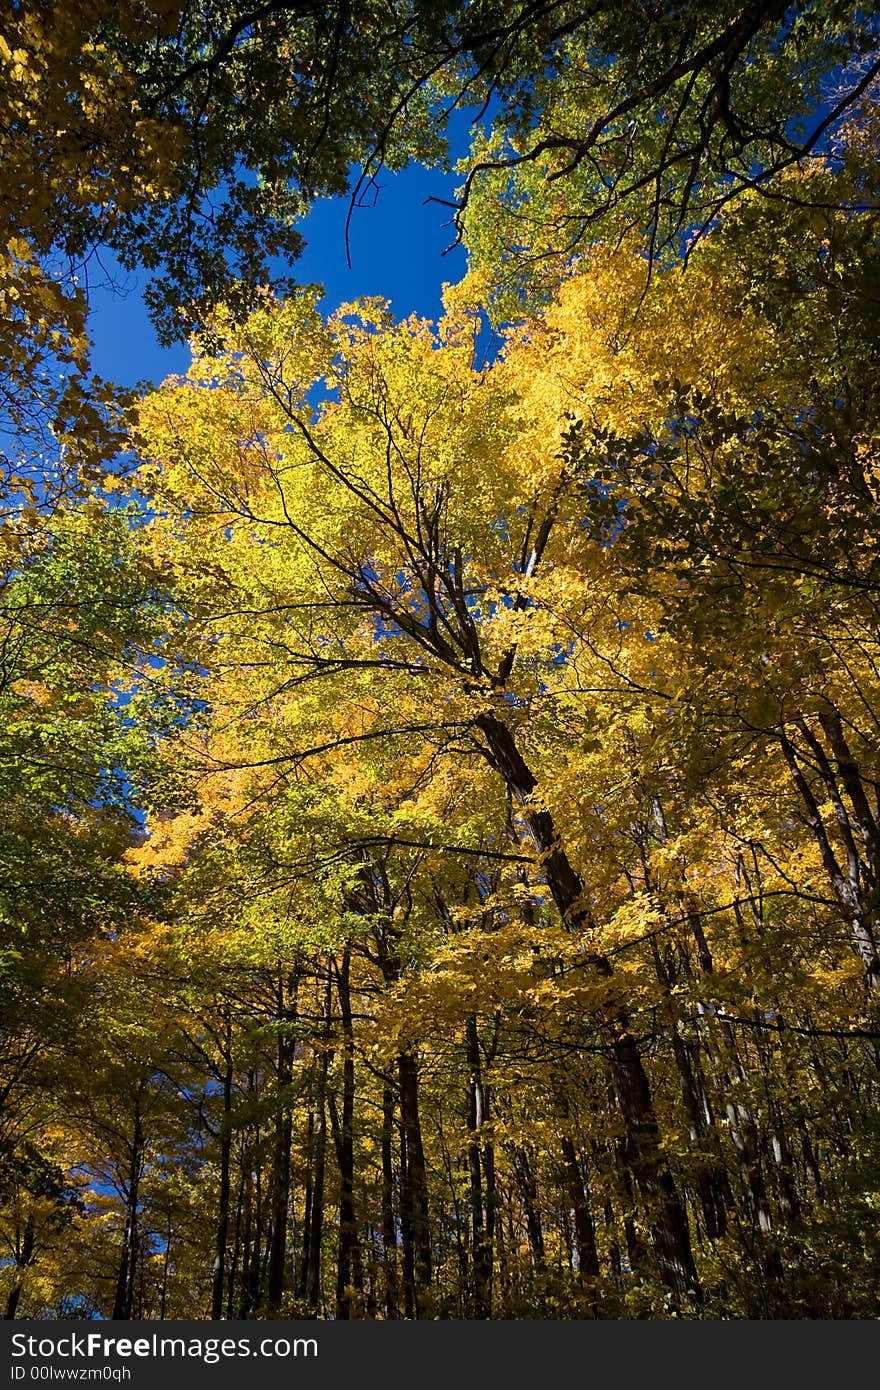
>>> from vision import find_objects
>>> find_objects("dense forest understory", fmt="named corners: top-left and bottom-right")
top-left (1, 0), bottom-right (879, 1319)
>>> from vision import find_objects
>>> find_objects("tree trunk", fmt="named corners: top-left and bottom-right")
top-left (305, 970), bottom-right (332, 1313)
top-left (3, 1212), bottom-right (35, 1320)
top-left (227, 1143), bottom-right (247, 1318)
top-left (477, 712), bottom-right (700, 1303)
top-left (465, 1014), bottom-right (492, 1317)
top-left (512, 1147), bottom-right (544, 1267)
top-left (212, 1014), bottom-right (234, 1320)
top-left (266, 975), bottom-right (297, 1313)
top-left (649, 934), bottom-right (729, 1241)
top-left (780, 727), bottom-right (880, 990)
top-left (112, 1092), bottom-right (144, 1320)
top-left (559, 1135), bottom-right (601, 1283)
top-left (159, 1208), bottom-right (172, 1320)
top-left (379, 1082), bottom-right (399, 1318)
top-left (398, 1048), bottom-right (432, 1317)
top-left (331, 948), bottom-right (364, 1318)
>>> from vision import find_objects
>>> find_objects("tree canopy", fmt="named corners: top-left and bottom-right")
top-left (1, 0), bottom-right (879, 1321)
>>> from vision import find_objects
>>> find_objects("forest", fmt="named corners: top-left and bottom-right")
top-left (1, 0), bottom-right (879, 1320)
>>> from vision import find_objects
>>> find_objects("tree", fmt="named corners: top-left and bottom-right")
top-left (138, 281), bottom-right (708, 1302)
top-left (128, 167), bottom-right (880, 1312)
top-left (4, 0), bottom-right (880, 1324)
top-left (0, 491), bottom-right (198, 1318)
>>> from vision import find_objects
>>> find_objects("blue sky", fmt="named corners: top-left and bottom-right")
top-left (87, 152), bottom-right (468, 390)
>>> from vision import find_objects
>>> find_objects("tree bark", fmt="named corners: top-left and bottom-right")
top-left (304, 969), bottom-right (332, 1313)
top-left (559, 1135), bottom-right (600, 1283)
top-left (380, 1082), bottom-right (399, 1319)
top-left (331, 949), bottom-right (364, 1318)
top-left (398, 1048), bottom-right (432, 1316)
top-left (780, 727), bottom-right (880, 990)
top-left (266, 975), bottom-right (297, 1313)
top-left (465, 1014), bottom-right (492, 1317)
top-left (512, 1147), bottom-right (544, 1268)
top-left (112, 1092), bottom-right (144, 1320)
top-left (211, 1013), bottom-right (234, 1320)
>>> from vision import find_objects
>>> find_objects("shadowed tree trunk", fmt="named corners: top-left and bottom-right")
top-left (465, 1013), bottom-right (493, 1317)
top-left (303, 967), bottom-right (332, 1314)
top-left (112, 1090), bottom-right (144, 1321)
top-left (512, 1146), bottom-right (544, 1269)
top-left (212, 1010), bottom-right (234, 1320)
top-left (560, 1137), bottom-right (600, 1284)
top-left (330, 949), bottom-right (364, 1318)
top-left (3, 1212), bottom-right (35, 1320)
top-left (380, 1082), bottom-right (399, 1318)
top-left (266, 973), bottom-right (298, 1314)
top-left (398, 1048), bottom-right (432, 1317)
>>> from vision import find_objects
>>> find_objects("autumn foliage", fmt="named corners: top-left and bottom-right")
top-left (1, 2), bottom-right (879, 1321)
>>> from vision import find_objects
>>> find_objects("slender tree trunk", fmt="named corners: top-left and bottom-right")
top-left (305, 1099), bottom-right (327, 1312)
top-left (614, 1139), bottom-right (649, 1277)
top-left (398, 1048), bottom-right (432, 1316)
top-left (380, 1082), bottom-right (399, 1319)
top-left (512, 1147), bottom-right (545, 1267)
top-left (398, 1109), bottom-right (415, 1319)
top-left (559, 1136), bottom-right (600, 1284)
top-left (212, 1015), bottom-right (234, 1320)
top-left (690, 903), bottom-right (780, 1273)
top-left (267, 975), bottom-right (297, 1313)
top-left (160, 1209), bottom-right (172, 1320)
top-left (604, 1198), bottom-right (622, 1279)
top-left (302, 973), bottom-right (332, 1314)
top-left (671, 1028), bottom-right (730, 1239)
top-left (227, 1146), bottom-right (247, 1318)
top-left (3, 1213), bottom-right (35, 1320)
top-left (780, 728), bottom-right (880, 990)
top-left (331, 949), bottom-right (363, 1319)
top-left (483, 1130), bottom-right (497, 1301)
top-left (112, 1093), bottom-right (144, 1320)
top-left (465, 1014), bottom-right (492, 1317)
top-left (243, 1112), bottom-right (264, 1315)
top-left (650, 935), bottom-right (729, 1240)
top-left (237, 1150), bottom-right (254, 1318)
top-left (297, 1111), bottom-right (314, 1303)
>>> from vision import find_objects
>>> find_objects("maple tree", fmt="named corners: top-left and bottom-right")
top-left (49, 154), bottom-right (865, 1315)
top-left (2, 4), bottom-right (880, 1323)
